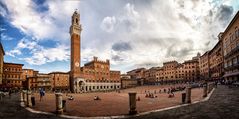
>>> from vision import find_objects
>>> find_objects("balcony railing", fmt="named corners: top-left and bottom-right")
top-left (224, 63), bottom-right (239, 71)
top-left (225, 45), bottom-right (239, 59)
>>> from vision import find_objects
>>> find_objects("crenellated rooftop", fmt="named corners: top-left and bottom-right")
top-left (84, 56), bottom-right (110, 66)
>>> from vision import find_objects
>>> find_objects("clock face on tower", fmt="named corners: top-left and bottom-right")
top-left (75, 62), bottom-right (79, 67)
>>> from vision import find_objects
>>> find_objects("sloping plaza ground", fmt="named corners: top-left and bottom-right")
top-left (0, 92), bottom-right (62, 119)
top-left (32, 85), bottom-right (203, 117)
top-left (131, 85), bottom-right (239, 119)
top-left (0, 85), bottom-right (238, 119)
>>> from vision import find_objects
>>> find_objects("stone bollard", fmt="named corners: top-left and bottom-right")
top-left (182, 93), bottom-right (186, 104)
top-left (210, 83), bottom-right (212, 93)
top-left (23, 90), bottom-right (27, 105)
top-left (207, 84), bottom-right (210, 93)
top-left (208, 83), bottom-right (212, 93)
top-left (211, 83), bottom-right (214, 91)
top-left (185, 86), bottom-right (191, 103)
top-left (0, 93), bottom-right (2, 101)
top-left (128, 92), bottom-right (137, 115)
top-left (62, 100), bottom-right (66, 112)
top-left (27, 91), bottom-right (32, 107)
top-left (20, 91), bottom-right (24, 102)
top-left (203, 83), bottom-right (208, 97)
top-left (55, 93), bottom-right (63, 114)
top-left (22, 91), bottom-right (25, 102)
top-left (215, 82), bottom-right (218, 88)
top-left (210, 83), bottom-right (214, 92)
top-left (31, 96), bottom-right (35, 106)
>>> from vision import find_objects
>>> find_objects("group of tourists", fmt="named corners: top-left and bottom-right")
top-left (145, 93), bottom-right (157, 98)
top-left (168, 86), bottom-right (186, 93)
top-left (143, 85), bottom-right (188, 99)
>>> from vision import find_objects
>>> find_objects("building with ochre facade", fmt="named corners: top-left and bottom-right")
top-left (222, 11), bottom-right (239, 81)
top-left (0, 42), bottom-right (4, 85)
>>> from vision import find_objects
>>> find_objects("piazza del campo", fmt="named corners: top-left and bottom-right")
top-left (0, 0), bottom-right (239, 119)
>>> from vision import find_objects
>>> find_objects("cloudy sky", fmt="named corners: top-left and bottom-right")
top-left (0, 0), bottom-right (238, 73)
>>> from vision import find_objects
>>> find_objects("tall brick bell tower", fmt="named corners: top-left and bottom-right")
top-left (70, 10), bottom-right (82, 92)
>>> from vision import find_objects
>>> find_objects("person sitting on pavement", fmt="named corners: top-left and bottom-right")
top-left (150, 93), bottom-right (154, 98)
top-left (137, 96), bottom-right (140, 101)
top-left (94, 96), bottom-right (100, 100)
top-left (68, 95), bottom-right (74, 100)
top-left (168, 92), bottom-right (175, 98)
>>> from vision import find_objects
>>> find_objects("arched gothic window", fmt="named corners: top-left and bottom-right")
top-left (76, 18), bottom-right (78, 24)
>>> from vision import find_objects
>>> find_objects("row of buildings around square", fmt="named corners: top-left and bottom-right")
top-left (0, 56), bottom-right (121, 92)
top-left (0, 11), bottom-right (121, 93)
top-left (121, 11), bottom-right (239, 88)
top-left (0, 11), bottom-right (238, 92)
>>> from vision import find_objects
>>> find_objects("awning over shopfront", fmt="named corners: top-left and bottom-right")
top-left (223, 71), bottom-right (239, 77)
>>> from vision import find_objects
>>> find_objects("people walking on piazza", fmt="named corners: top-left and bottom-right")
top-left (39, 88), bottom-right (45, 101)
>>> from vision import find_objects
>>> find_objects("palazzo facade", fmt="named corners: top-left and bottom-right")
top-left (69, 11), bottom-right (120, 93)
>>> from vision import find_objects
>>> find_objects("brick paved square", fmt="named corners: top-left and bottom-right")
top-left (31, 85), bottom-right (203, 117)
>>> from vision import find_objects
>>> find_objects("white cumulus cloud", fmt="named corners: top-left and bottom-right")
top-left (1, 0), bottom-right (238, 73)
top-left (101, 16), bottom-right (116, 33)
